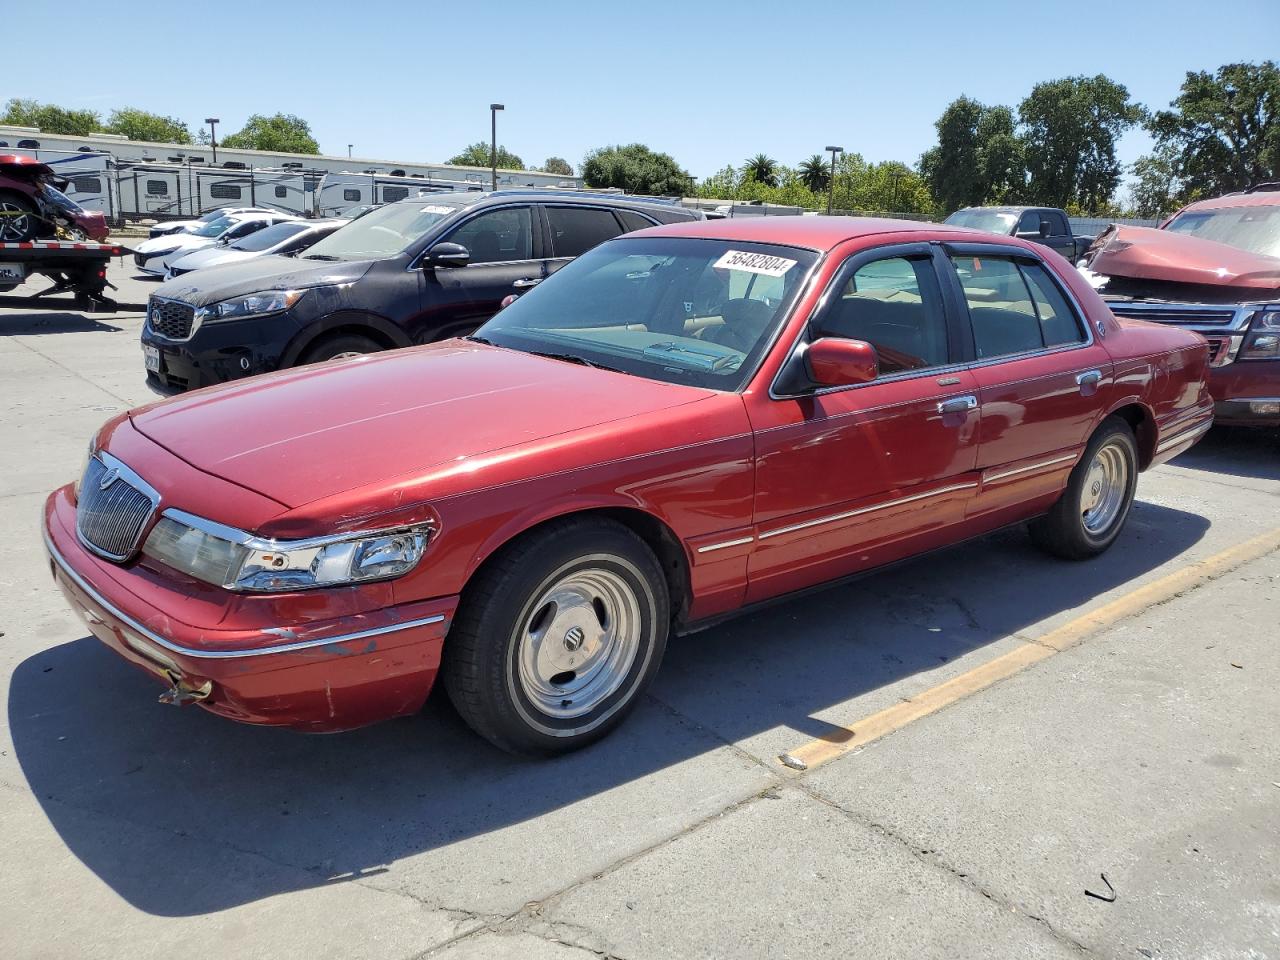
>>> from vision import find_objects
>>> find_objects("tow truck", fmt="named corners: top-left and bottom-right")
top-left (0, 154), bottom-right (132, 312)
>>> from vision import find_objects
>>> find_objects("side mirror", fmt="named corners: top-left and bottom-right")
top-left (1039, 221), bottom-right (1051, 238)
top-left (805, 337), bottom-right (878, 387)
top-left (425, 242), bottom-right (470, 268)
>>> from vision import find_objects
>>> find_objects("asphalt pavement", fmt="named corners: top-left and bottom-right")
top-left (1, 258), bottom-right (1277, 959)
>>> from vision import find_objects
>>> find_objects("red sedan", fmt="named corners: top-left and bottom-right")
top-left (44, 217), bottom-right (1214, 754)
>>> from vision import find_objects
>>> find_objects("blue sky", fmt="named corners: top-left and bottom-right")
top-left (7, 0), bottom-right (1278, 192)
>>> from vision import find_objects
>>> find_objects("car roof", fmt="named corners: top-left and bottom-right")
top-left (1178, 190), bottom-right (1280, 213)
top-left (386, 191), bottom-right (691, 213)
top-left (635, 215), bottom-right (988, 252)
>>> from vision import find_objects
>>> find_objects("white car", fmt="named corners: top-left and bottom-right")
top-left (132, 213), bottom-right (298, 276)
top-left (147, 207), bottom-right (281, 238)
top-left (165, 220), bottom-right (344, 277)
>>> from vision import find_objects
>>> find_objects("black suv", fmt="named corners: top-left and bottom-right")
top-left (140, 191), bottom-right (700, 391)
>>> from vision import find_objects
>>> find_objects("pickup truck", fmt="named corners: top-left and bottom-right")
top-left (944, 206), bottom-right (1094, 261)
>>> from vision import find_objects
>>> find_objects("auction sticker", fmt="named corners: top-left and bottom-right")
top-left (713, 250), bottom-right (797, 277)
top-left (420, 205), bottom-right (456, 215)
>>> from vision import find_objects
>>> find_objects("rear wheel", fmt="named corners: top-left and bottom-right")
top-left (1030, 417), bottom-right (1138, 560)
top-left (299, 333), bottom-right (382, 364)
top-left (0, 194), bottom-right (39, 242)
top-left (443, 517), bottom-right (670, 755)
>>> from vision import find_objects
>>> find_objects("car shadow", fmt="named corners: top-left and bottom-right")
top-left (0, 311), bottom-right (126, 334)
top-left (9, 500), bottom-right (1209, 917)
top-left (1171, 426), bottom-right (1280, 482)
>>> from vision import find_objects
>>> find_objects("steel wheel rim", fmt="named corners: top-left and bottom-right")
top-left (327, 351), bottom-right (367, 361)
top-left (0, 202), bottom-right (30, 241)
top-left (517, 566), bottom-right (642, 720)
top-left (1080, 441), bottom-right (1129, 535)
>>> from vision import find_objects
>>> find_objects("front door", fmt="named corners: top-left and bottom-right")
top-left (745, 244), bottom-right (982, 603)
top-left (425, 204), bottom-right (542, 336)
top-left (940, 244), bottom-right (1113, 518)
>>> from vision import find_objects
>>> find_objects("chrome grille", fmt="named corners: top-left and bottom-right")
top-left (76, 454), bottom-right (158, 561)
top-left (147, 297), bottom-right (195, 340)
top-left (1108, 306), bottom-right (1236, 325)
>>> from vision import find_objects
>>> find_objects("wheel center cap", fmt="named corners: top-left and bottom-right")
top-left (563, 626), bottom-right (585, 652)
top-left (1091, 480), bottom-right (1102, 496)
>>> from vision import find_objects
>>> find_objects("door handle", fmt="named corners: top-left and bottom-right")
top-left (512, 278), bottom-right (542, 289)
top-left (937, 395), bottom-right (978, 415)
top-left (1076, 369), bottom-right (1102, 388)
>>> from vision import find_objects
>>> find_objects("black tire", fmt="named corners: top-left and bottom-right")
top-left (1030, 417), bottom-right (1138, 560)
top-left (442, 517), bottom-right (670, 755)
top-left (0, 193), bottom-right (40, 243)
top-left (299, 333), bottom-right (383, 365)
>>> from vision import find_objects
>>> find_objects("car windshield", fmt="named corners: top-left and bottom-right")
top-left (1164, 205), bottom-right (1280, 259)
top-left (40, 184), bottom-right (85, 214)
top-left (944, 209), bottom-right (1018, 234)
top-left (476, 236), bottom-right (818, 391)
top-left (198, 209), bottom-right (229, 223)
top-left (301, 199), bottom-right (466, 260)
top-left (229, 221), bottom-right (308, 251)
top-left (192, 216), bottom-right (236, 238)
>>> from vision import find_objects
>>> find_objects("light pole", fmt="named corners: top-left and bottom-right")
top-left (205, 118), bottom-right (220, 164)
top-left (825, 145), bottom-right (843, 215)
top-left (489, 103), bottom-right (504, 191)
top-left (347, 144), bottom-right (353, 158)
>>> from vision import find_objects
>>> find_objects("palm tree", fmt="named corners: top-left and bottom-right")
top-left (743, 153), bottom-right (779, 188)
top-left (798, 154), bottom-right (830, 193)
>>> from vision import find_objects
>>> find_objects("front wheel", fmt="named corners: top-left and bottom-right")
top-left (0, 194), bottom-right (40, 242)
top-left (1030, 417), bottom-right (1138, 560)
top-left (299, 333), bottom-right (382, 364)
top-left (443, 518), bottom-right (670, 755)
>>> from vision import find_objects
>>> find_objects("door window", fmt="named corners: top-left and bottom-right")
top-left (210, 183), bottom-right (242, 200)
top-left (1045, 211), bottom-right (1069, 236)
top-left (447, 207), bottom-right (533, 263)
top-left (547, 206), bottom-right (624, 258)
top-left (950, 256), bottom-right (1082, 357)
top-left (1017, 210), bottom-right (1042, 235)
top-left (617, 209), bottom-right (658, 233)
top-left (812, 256), bottom-right (950, 375)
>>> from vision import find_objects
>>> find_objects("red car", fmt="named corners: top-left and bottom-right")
top-left (1085, 186), bottom-right (1280, 426)
top-left (44, 217), bottom-right (1213, 754)
top-left (0, 154), bottom-right (109, 242)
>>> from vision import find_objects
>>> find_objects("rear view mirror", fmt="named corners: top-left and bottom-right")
top-left (805, 337), bottom-right (878, 387)
top-left (426, 242), bottom-right (470, 268)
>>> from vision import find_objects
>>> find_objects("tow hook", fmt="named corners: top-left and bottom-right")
top-left (158, 672), bottom-right (212, 706)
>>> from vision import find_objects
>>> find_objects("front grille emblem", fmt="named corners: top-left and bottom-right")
top-left (98, 467), bottom-right (120, 490)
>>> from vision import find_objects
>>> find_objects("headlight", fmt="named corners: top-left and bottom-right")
top-left (143, 510), bottom-right (430, 592)
top-left (195, 289), bottom-right (305, 324)
top-left (72, 434), bottom-right (97, 500)
top-left (1240, 309), bottom-right (1280, 360)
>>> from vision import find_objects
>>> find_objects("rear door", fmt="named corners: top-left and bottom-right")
top-left (940, 243), bottom-right (1112, 519)
top-left (541, 204), bottom-right (629, 280)
top-left (745, 243), bottom-right (982, 602)
top-left (423, 203), bottom-right (541, 335)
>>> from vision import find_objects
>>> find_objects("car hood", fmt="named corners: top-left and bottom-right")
top-left (169, 246), bottom-right (252, 270)
top-left (151, 255), bottom-right (374, 306)
top-left (128, 341), bottom-right (713, 508)
top-left (1087, 224), bottom-right (1280, 291)
top-left (136, 233), bottom-right (215, 254)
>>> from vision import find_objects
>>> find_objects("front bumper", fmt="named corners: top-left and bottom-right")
top-left (1210, 361), bottom-right (1280, 426)
top-left (134, 251), bottom-right (172, 275)
top-left (142, 311), bottom-right (297, 392)
top-left (44, 487), bottom-right (457, 732)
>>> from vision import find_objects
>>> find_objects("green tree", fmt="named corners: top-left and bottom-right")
top-left (581, 143), bottom-right (693, 196)
top-left (449, 142), bottom-right (525, 169)
top-left (103, 107), bottom-right (192, 144)
top-left (797, 154), bottom-right (831, 193)
top-left (743, 153), bottom-right (779, 187)
top-left (220, 114), bottom-right (320, 154)
top-left (919, 96), bottom-right (1025, 212)
top-left (541, 156), bottom-right (573, 176)
top-left (1128, 145), bottom-right (1189, 219)
top-left (1149, 61), bottom-right (1280, 196)
top-left (0, 98), bottom-right (100, 136)
top-left (1018, 75), bottom-right (1144, 211)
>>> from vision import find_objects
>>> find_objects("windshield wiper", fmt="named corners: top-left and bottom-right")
top-left (302, 253), bottom-right (341, 261)
top-left (465, 334), bottom-right (494, 345)
top-left (528, 350), bottom-right (625, 374)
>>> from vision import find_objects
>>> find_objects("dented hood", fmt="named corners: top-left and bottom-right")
top-left (1087, 224), bottom-right (1280, 291)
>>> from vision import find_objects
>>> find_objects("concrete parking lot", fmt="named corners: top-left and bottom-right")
top-left (1, 258), bottom-right (1277, 960)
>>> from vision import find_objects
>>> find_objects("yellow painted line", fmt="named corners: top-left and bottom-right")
top-left (778, 526), bottom-right (1280, 773)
